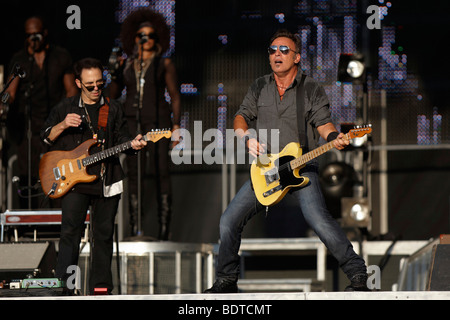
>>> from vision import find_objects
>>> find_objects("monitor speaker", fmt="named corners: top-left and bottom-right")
top-left (426, 244), bottom-right (450, 291)
top-left (0, 241), bottom-right (57, 281)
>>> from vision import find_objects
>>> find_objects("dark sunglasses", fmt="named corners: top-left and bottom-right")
top-left (26, 32), bottom-right (43, 42)
top-left (268, 45), bottom-right (297, 55)
top-left (136, 32), bottom-right (158, 40)
top-left (81, 81), bottom-right (105, 92)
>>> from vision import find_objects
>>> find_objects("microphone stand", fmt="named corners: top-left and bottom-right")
top-left (0, 67), bottom-right (23, 213)
top-left (134, 43), bottom-right (145, 236)
top-left (0, 70), bottom-right (22, 102)
top-left (24, 48), bottom-right (36, 209)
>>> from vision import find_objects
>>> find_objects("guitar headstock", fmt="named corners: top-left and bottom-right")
top-left (144, 129), bottom-right (172, 143)
top-left (347, 125), bottom-right (372, 139)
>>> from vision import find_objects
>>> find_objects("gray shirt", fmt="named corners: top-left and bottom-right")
top-left (236, 69), bottom-right (332, 154)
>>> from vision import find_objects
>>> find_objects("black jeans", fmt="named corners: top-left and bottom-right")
top-left (55, 192), bottom-right (120, 294)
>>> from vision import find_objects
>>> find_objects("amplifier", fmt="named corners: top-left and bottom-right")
top-left (0, 241), bottom-right (57, 281)
top-left (427, 244), bottom-right (450, 291)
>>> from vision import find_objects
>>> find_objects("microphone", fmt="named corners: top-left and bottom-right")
top-left (138, 33), bottom-right (149, 45)
top-left (12, 176), bottom-right (20, 194)
top-left (12, 176), bottom-right (20, 185)
top-left (29, 33), bottom-right (43, 42)
top-left (14, 64), bottom-right (26, 79)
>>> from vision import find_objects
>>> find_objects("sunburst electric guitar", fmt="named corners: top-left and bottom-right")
top-left (250, 126), bottom-right (372, 207)
top-left (39, 130), bottom-right (171, 199)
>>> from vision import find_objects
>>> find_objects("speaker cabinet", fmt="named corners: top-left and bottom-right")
top-left (427, 244), bottom-right (450, 291)
top-left (0, 241), bottom-right (57, 281)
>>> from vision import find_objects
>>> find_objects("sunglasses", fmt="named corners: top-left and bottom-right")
top-left (268, 45), bottom-right (297, 55)
top-left (81, 81), bottom-right (105, 92)
top-left (136, 32), bottom-right (158, 40)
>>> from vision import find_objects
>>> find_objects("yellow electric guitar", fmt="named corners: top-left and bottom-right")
top-left (39, 129), bottom-right (171, 199)
top-left (250, 126), bottom-right (372, 207)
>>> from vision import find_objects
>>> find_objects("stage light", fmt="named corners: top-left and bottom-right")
top-left (341, 197), bottom-right (370, 228)
top-left (319, 162), bottom-right (355, 200)
top-left (319, 162), bottom-right (355, 219)
top-left (347, 60), bottom-right (364, 78)
top-left (337, 53), bottom-right (365, 84)
top-left (340, 123), bottom-right (369, 148)
top-left (350, 135), bottom-right (368, 148)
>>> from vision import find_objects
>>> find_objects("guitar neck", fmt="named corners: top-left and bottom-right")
top-left (290, 133), bottom-right (350, 169)
top-left (83, 140), bottom-right (133, 167)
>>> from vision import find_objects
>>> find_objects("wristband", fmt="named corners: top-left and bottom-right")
top-left (243, 135), bottom-right (251, 151)
top-left (327, 131), bottom-right (339, 142)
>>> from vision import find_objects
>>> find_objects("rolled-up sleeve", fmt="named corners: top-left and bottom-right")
top-left (40, 100), bottom-right (64, 144)
top-left (307, 82), bottom-right (332, 127)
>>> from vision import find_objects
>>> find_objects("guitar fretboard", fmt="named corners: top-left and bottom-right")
top-left (80, 131), bottom-right (165, 167)
top-left (82, 141), bottom-right (133, 166)
top-left (289, 133), bottom-right (350, 169)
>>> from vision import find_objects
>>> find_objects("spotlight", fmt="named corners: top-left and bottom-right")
top-left (340, 123), bottom-right (369, 148)
top-left (347, 60), bottom-right (364, 78)
top-left (337, 53), bottom-right (365, 84)
top-left (341, 197), bottom-right (370, 228)
top-left (320, 162), bottom-right (355, 200)
top-left (319, 162), bottom-right (355, 219)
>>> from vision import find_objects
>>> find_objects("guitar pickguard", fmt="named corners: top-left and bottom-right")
top-left (251, 143), bottom-right (310, 207)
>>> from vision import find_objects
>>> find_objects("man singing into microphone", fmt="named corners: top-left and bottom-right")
top-left (3, 16), bottom-right (78, 209)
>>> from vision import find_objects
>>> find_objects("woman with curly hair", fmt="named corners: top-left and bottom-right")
top-left (110, 8), bottom-right (181, 240)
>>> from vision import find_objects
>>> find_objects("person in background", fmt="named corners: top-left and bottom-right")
top-left (3, 16), bottom-right (78, 208)
top-left (109, 8), bottom-right (181, 240)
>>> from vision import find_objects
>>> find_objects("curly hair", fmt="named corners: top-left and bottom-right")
top-left (120, 8), bottom-right (170, 57)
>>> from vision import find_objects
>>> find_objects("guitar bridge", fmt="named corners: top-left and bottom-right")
top-left (264, 167), bottom-right (279, 185)
top-left (263, 185), bottom-right (283, 197)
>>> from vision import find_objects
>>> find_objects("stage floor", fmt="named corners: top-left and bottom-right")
top-left (1, 291), bottom-right (450, 300)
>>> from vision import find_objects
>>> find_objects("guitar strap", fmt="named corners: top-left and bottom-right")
top-left (97, 97), bottom-right (110, 179)
top-left (296, 73), bottom-right (308, 151)
top-left (98, 97), bottom-right (110, 132)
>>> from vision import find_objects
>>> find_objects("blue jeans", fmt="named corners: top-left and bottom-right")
top-left (216, 167), bottom-right (367, 281)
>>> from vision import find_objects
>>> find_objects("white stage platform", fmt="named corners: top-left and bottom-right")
top-left (1, 291), bottom-right (450, 300)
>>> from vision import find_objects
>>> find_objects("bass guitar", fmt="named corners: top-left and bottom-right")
top-left (250, 126), bottom-right (372, 207)
top-left (39, 130), bottom-right (171, 199)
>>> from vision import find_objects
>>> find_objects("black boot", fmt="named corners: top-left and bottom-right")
top-left (204, 278), bottom-right (238, 293)
top-left (129, 194), bottom-right (139, 236)
top-left (345, 273), bottom-right (371, 291)
top-left (158, 194), bottom-right (172, 241)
